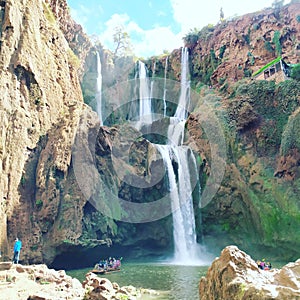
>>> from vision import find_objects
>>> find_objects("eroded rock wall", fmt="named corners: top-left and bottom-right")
top-left (0, 0), bottom-right (88, 261)
top-left (191, 3), bottom-right (300, 87)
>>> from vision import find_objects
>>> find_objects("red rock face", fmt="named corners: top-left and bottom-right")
top-left (0, 0), bottom-right (87, 262)
top-left (189, 3), bottom-right (300, 87)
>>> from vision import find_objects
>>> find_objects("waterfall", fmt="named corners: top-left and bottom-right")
top-left (156, 144), bottom-right (201, 264)
top-left (167, 47), bottom-right (190, 147)
top-left (156, 47), bottom-right (205, 264)
top-left (138, 61), bottom-right (152, 124)
top-left (96, 51), bottom-right (103, 125)
top-left (150, 61), bottom-right (156, 121)
top-left (163, 56), bottom-right (168, 117)
top-left (174, 47), bottom-right (190, 121)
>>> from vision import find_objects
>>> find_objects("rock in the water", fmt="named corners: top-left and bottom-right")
top-left (199, 245), bottom-right (300, 300)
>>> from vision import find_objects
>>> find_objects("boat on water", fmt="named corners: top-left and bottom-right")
top-left (91, 257), bottom-right (122, 275)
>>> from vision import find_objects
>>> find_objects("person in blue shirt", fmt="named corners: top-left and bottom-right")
top-left (13, 237), bottom-right (22, 264)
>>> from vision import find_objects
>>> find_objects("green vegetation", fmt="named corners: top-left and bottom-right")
top-left (210, 49), bottom-right (218, 70)
top-left (291, 63), bottom-right (300, 81)
top-left (253, 23), bottom-right (260, 31)
top-left (280, 108), bottom-right (300, 155)
top-left (243, 68), bottom-right (252, 77)
top-left (252, 56), bottom-right (281, 77)
top-left (272, 30), bottom-right (282, 56)
top-left (201, 75), bottom-right (300, 258)
top-left (244, 28), bottom-right (251, 45)
top-left (20, 175), bottom-right (26, 187)
top-left (35, 199), bottom-right (43, 209)
top-left (42, 2), bottom-right (56, 25)
top-left (113, 26), bottom-right (133, 58)
top-left (272, 0), bottom-right (284, 9)
top-left (227, 79), bottom-right (300, 157)
top-left (30, 245), bottom-right (38, 251)
top-left (264, 41), bottom-right (274, 53)
top-left (67, 48), bottom-right (80, 70)
top-left (183, 28), bottom-right (201, 45)
top-left (247, 52), bottom-right (255, 65)
top-left (219, 45), bottom-right (226, 59)
top-left (183, 24), bottom-right (215, 45)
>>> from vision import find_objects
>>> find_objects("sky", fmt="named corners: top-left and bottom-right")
top-left (67, 0), bottom-right (283, 58)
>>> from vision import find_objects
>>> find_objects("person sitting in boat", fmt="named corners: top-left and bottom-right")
top-left (100, 260), bottom-right (106, 269)
top-left (114, 259), bottom-right (121, 268)
top-left (108, 257), bottom-right (118, 268)
top-left (257, 258), bottom-right (271, 270)
top-left (264, 262), bottom-right (272, 270)
top-left (259, 259), bottom-right (266, 270)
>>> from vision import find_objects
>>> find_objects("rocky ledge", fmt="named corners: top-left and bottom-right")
top-left (199, 245), bottom-right (300, 300)
top-left (0, 262), bottom-right (159, 300)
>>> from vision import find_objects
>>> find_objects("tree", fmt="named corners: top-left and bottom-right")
top-left (220, 7), bottom-right (224, 22)
top-left (113, 26), bottom-right (133, 58)
top-left (272, 0), bottom-right (284, 8)
top-left (272, 0), bottom-right (284, 18)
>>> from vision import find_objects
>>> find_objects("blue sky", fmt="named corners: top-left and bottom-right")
top-left (67, 0), bottom-right (283, 58)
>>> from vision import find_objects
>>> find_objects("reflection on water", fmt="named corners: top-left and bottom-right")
top-left (67, 262), bottom-right (208, 300)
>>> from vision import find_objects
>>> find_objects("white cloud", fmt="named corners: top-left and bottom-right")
top-left (98, 13), bottom-right (183, 58)
top-left (133, 27), bottom-right (183, 58)
top-left (70, 6), bottom-right (90, 32)
top-left (170, 0), bottom-right (220, 34)
top-left (170, 0), bottom-right (276, 35)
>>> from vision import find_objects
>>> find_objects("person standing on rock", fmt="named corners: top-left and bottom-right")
top-left (13, 237), bottom-right (22, 264)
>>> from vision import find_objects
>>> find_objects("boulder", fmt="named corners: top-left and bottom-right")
top-left (0, 262), bottom-right (12, 271)
top-left (199, 245), bottom-right (300, 300)
top-left (0, 263), bottom-right (85, 299)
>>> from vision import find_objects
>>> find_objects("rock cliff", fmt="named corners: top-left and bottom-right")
top-left (0, 0), bottom-right (91, 262)
top-left (189, 3), bottom-right (300, 87)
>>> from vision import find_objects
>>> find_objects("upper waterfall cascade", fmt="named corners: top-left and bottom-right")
top-left (96, 52), bottom-right (103, 126)
top-left (138, 60), bottom-right (152, 125)
top-left (156, 48), bottom-right (206, 264)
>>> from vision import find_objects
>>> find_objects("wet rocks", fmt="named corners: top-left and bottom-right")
top-left (83, 272), bottom-right (142, 300)
top-left (0, 263), bottom-right (159, 300)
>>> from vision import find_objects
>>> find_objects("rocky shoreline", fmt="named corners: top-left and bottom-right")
top-left (0, 262), bottom-right (159, 300)
top-left (1, 246), bottom-right (300, 300)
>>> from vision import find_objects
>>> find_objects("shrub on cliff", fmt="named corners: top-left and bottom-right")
top-left (291, 64), bottom-right (300, 81)
top-left (280, 107), bottom-right (300, 155)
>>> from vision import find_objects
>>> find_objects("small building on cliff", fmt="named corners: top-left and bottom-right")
top-left (252, 57), bottom-right (293, 83)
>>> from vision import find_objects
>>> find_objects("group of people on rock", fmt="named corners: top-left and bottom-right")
top-left (256, 259), bottom-right (272, 270)
top-left (97, 257), bottom-right (122, 270)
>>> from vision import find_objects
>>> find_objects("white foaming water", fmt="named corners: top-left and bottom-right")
top-left (155, 47), bottom-right (211, 265)
top-left (96, 52), bottom-right (103, 125)
top-left (155, 144), bottom-right (209, 265)
top-left (138, 61), bottom-right (152, 125)
top-left (163, 56), bottom-right (168, 117)
top-left (174, 47), bottom-right (190, 121)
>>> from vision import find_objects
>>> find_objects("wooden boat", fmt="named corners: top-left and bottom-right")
top-left (91, 258), bottom-right (122, 275)
top-left (91, 265), bottom-right (121, 275)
